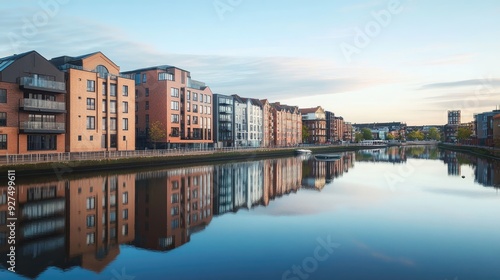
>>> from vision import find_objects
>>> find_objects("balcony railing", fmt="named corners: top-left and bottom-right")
top-left (19, 77), bottom-right (66, 93)
top-left (20, 99), bottom-right (66, 113)
top-left (20, 121), bottom-right (65, 133)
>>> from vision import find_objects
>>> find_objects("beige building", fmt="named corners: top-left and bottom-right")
top-left (51, 52), bottom-right (135, 152)
top-left (300, 106), bottom-right (327, 144)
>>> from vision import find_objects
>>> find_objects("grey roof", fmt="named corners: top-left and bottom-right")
top-left (0, 50), bottom-right (34, 71)
top-left (121, 65), bottom-right (189, 74)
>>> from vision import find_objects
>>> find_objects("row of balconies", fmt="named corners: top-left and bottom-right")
top-left (19, 98), bottom-right (66, 113)
top-left (19, 121), bottom-right (65, 133)
top-left (19, 76), bottom-right (66, 93)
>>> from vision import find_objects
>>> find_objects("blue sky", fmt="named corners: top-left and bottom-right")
top-left (1, 0), bottom-right (499, 125)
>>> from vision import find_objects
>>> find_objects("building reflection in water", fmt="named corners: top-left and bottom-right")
top-left (301, 153), bottom-right (355, 191)
top-left (0, 173), bottom-right (136, 278)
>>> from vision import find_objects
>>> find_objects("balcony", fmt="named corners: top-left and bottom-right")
top-left (20, 121), bottom-right (65, 134)
top-left (19, 77), bottom-right (66, 93)
top-left (20, 99), bottom-right (66, 113)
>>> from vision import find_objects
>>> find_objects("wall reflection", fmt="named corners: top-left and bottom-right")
top-left (1, 146), bottom-right (498, 277)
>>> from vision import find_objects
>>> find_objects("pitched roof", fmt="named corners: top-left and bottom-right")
top-left (299, 107), bottom-right (320, 114)
top-left (0, 50), bottom-right (35, 71)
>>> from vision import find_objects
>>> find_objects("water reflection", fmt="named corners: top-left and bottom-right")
top-left (1, 146), bottom-right (499, 278)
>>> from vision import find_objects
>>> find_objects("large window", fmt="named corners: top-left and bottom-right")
top-left (87, 80), bottom-right (95, 92)
top-left (0, 89), bottom-right (6, 103)
top-left (142, 74), bottom-right (147, 83)
top-left (0, 112), bottom-right (6, 126)
top-left (87, 98), bottom-right (95, 110)
top-left (122, 85), bottom-right (128, 96)
top-left (159, 72), bottom-right (174, 81)
top-left (86, 232), bottom-right (95, 245)
top-left (102, 99), bottom-right (107, 112)
top-left (171, 88), bottom-right (179, 97)
top-left (122, 102), bottom-right (128, 113)
top-left (171, 101), bottom-right (179, 110)
top-left (86, 197), bottom-right (95, 210)
top-left (110, 134), bottom-right (117, 148)
top-left (0, 134), bottom-right (6, 150)
top-left (187, 91), bottom-right (191, 100)
top-left (193, 104), bottom-right (198, 113)
top-left (102, 82), bottom-right (107, 95)
top-left (187, 102), bottom-right (191, 112)
top-left (123, 192), bottom-right (128, 204)
top-left (110, 84), bottom-right (117, 97)
top-left (27, 135), bottom-right (57, 150)
top-left (87, 116), bottom-right (95, 129)
top-left (102, 117), bottom-right (107, 130)
top-left (87, 215), bottom-right (95, 228)
top-left (110, 100), bottom-right (116, 114)
top-left (193, 93), bottom-right (198, 101)
top-left (193, 116), bottom-right (198, 125)
top-left (122, 118), bottom-right (129, 130)
top-left (171, 114), bottom-right (179, 123)
top-left (123, 209), bottom-right (129, 220)
top-left (110, 118), bottom-right (117, 131)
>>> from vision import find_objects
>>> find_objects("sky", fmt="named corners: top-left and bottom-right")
top-left (1, 0), bottom-right (499, 125)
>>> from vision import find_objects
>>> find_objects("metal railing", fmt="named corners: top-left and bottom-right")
top-left (20, 99), bottom-right (66, 111)
top-left (20, 121), bottom-right (65, 131)
top-left (19, 77), bottom-right (66, 92)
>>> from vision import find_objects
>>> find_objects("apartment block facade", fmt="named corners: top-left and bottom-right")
top-left (260, 99), bottom-right (274, 147)
top-left (300, 106), bottom-right (327, 144)
top-left (0, 51), bottom-right (66, 155)
top-left (333, 116), bottom-right (345, 142)
top-left (213, 94), bottom-right (234, 147)
top-left (121, 66), bottom-right (212, 149)
top-left (271, 102), bottom-right (301, 146)
top-left (493, 114), bottom-right (500, 148)
top-left (51, 52), bottom-right (135, 152)
top-left (233, 95), bottom-right (263, 147)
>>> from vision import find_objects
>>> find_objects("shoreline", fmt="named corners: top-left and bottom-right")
top-left (438, 143), bottom-right (500, 161)
top-left (0, 145), bottom-right (380, 179)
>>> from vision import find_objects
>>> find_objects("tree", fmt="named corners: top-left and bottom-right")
top-left (302, 125), bottom-right (310, 143)
top-left (457, 127), bottom-right (472, 142)
top-left (361, 128), bottom-right (373, 140)
top-left (407, 130), bottom-right (424, 141)
top-left (386, 133), bottom-right (395, 140)
top-left (149, 121), bottom-right (167, 149)
top-left (355, 132), bottom-right (364, 142)
top-left (427, 127), bottom-right (440, 141)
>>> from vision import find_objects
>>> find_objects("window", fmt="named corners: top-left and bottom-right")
top-left (135, 89), bottom-right (138, 98)
top-left (86, 232), bottom-right (95, 245)
top-left (102, 117), bottom-right (107, 130)
top-left (193, 116), bottom-right (198, 124)
top-left (193, 104), bottom-right (198, 113)
top-left (0, 112), bottom-right (6, 126)
top-left (145, 101), bottom-right (149, 110)
top-left (110, 134), bottom-right (117, 148)
top-left (86, 197), bottom-right (95, 210)
top-left (122, 85), bottom-right (128, 96)
top-left (110, 210), bottom-right (117, 223)
top-left (86, 98), bottom-right (95, 110)
top-left (145, 88), bottom-right (149, 96)
top-left (171, 114), bottom-right (179, 123)
top-left (171, 219), bottom-right (179, 229)
top-left (110, 194), bottom-right (116, 206)
top-left (187, 102), bottom-right (191, 112)
top-left (0, 135), bottom-right (6, 150)
top-left (123, 192), bottom-right (128, 204)
top-left (110, 84), bottom-right (117, 96)
top-left (102, 100), bottom-right (107, 112)
top-left (122, 118), bottom-right (128, 130)
top-left (110, 100), bottom-right (116, 114)
top-left (159, 72), bottom-right (174, 81)
top-left (187, 91), bottom-right (191, 100)
top-left (78, 135), bottom-right (82, 141)
top-left (171, 101), bottom-right (179, 110)
top-left (87, 215), bottom-right (95, 227)
top-left (123, 209), bottom-right (128, 220)
top-left (135, 73), bottom-right (141, 85)
top-left (145, 114), bottom-right (149, 127)
top-left (102, 82), bottom-right (107, 95)
top-left (135, 102), bottom-right (138, 112)
top-left (110, 118), bottom-right (117, 130)
top-left (0, 192), bottom-right (6, 205)
top-left (142, 74), bottom-right (147, 83)
top-left (207, 106), bottom-right (211, 115)
top-left (187, 115), bottom-right (191, 125)
top-left (171, 127), bottom-right (179, 137)
top-left (86, 116), bottom-right (95, 129)
top-left (200, 94), bottom-right (204, 103)
top-left (86, 80), bottom-right (95, 92)
top-left (171, 206), bottom-right (179, 216)
top-left (171, 193), bottom-right (179, 203)
top-left (122, 102), bottom-right (128, 113)
top-left (207, 96), bottom-right (211, 104)
top-left (171, 88), bottom-right (179, 97)
top-left (193, 93), bottom-right (198, 101)
top-left (0, 211), bottom-right (6, 226)
top-left (122, 224), bottom-right (129, 236)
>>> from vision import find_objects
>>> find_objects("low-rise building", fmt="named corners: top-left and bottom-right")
top-left (493, 114), bottom-right (500, 148)
top-left (300, 106), bottom-right (326, 144)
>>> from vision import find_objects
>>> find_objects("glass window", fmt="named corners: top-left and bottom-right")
top-left (27, 135), bottom-right (57, 150)
top-left (145, 101), bottom-right (149, 110)
top-left (142, 74), bottom-right (147, 83)
top-left (0, 112), bottom-right (6, 126)
top-left (171, 114), bottom-right (179, 123)
top-left (122, 102), bottom-right (128, 113)
top-left (110, 118), bottom-right (117, 130)
top-left (193, 93), bottom-right (198, 101)
top-left (171, 101), bottom-right (179, 110)
top-left (187, 91), bottom-right (190, 100)
top-left (87, 98), bottom-right (95, 110)
top-left (87, 215), bottom-right (95, 227)
top-left (86, 81), bottom-right (95, 92)
top-left (159, 72), bottom-right (174, 81)
top-left (95, 65), bottom-right (109, 77)
top-left (122, 224), bottom-right (128, 236)
top-left (171, 88), bottom-right (179, 97)
top-left (86, 232), bottom-right (95, 245)
top-left (110, 134), bottom-right (117, 148)
top-left (110, 84), bottom-right (117, 97)
top-left (123, 209), bottom-right (128, 220)
top-left (0, 134), bottom-right (7, 149)
top-left (145, 114), bottom-right (149, 127)
top-left (110, 100), bottom-right (116, 114)
top-left (86, 116), bottom-right (95, 129)
top-left (122, 85), bottom-right (128, 96)
top-left (123, 192), bottom-right (128, 204)
top-left (122, 118), bottom-right (128, 130)
top-left (102, 82), bottom-right (107, 95)
top-left (102, 117), bottom-right (107, 130)
top-left (86, 197), bottom-right (95, 210)
top-left (193, 104), bottom-right (198, 113)
top-left (102, 100), bottom-right (107, 112)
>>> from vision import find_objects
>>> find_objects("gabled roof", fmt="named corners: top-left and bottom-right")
top-left (0, 50), bottom-right (35, 71)
top-left (299, 106), bottom-right (321, 114)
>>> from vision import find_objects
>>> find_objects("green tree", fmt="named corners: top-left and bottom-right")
top-left (457, 126), bottom-right (472, 141)
top-left (149, 121), bottom-right (167, 149)
top-left (427, 127), bottom-right (440, 141)
top-left (361, 128), bottom-right (373, 140)
top-left (386, 133), bottom-right (395, 140)
top-left (355, 132), bottom-right (364, 142)
top-left (407, 130), bottom-right (424, 141)
top-left (302, 125), bottom-right (310, 143)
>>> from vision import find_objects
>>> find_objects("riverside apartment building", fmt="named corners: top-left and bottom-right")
top-left (121, 66), bottom-right (213, 149)
top-left (0, 51), bottom-right (67, 155)
top-left (50, 52), bottom-right (135, 152)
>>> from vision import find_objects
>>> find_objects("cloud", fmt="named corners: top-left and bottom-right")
top-left (419, 78), bottom-right (500, 90)
top-left (423, 53), bottom-right (476, 66)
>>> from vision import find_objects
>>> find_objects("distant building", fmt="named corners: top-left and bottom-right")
top-left (260, 99), bottom-right (274, 147)
top-left (300, 106), bottom-right (326, 144)
top-left (333, 116), bottom-right (344, 142)
top-left (121, 65), bottom-right (212, 149)
top-left (343, 122), bottom-right (353, 142)
top-left (271, 102), bottom-right (301, 146)
top-left (0, 51), bottom-right (67, 155)
top-left (51, 52), bottom-right (135, 152)
top-left (444, 110), bottom-right (461, 143)
top-left (493, 114), bottom-right (500, 148)
top-left (232, 95), bottom-right (263, 147)
top-left (448, 110), bottom-right (461, 125)
top-left (354, 122), bottom-right (406, 140)
top-left (213, 94), bottom-right (234, 147)
top-left (474, 109), bottom-right (500, 146)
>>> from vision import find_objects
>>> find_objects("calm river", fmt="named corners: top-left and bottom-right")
top-left (1, 146), bottom-right (499, 280)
